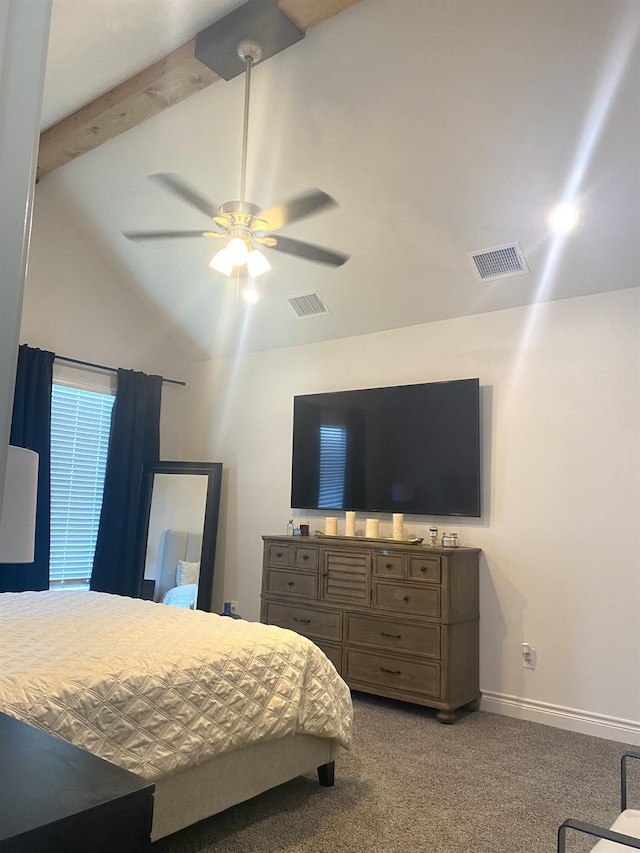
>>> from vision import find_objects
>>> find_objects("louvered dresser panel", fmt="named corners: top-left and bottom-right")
top-left (260, 534), bottom-right (480, 723)
top-left (321, 548), bottom-right (370, 606)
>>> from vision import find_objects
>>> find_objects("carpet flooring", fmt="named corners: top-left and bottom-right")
top-left (153, 693), bottom-right (638, 852)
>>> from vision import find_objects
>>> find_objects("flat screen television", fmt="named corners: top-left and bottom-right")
top-left (290, 378), bottom-right (481, 517)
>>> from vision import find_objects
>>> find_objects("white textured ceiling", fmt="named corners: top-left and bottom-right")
top-left (39, 0), bottom-right (640, 360)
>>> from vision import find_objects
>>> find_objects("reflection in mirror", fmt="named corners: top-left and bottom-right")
top-left (137, 461), bottom-right (222, 612)
top-left (144, 474), bottom-right (207, 608)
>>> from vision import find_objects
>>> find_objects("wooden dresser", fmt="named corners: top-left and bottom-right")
top-left (260, 534), bottom-right (480, 723)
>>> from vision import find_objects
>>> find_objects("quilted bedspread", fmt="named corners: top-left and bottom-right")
top-left (0, 591), bottom-right (352, 781)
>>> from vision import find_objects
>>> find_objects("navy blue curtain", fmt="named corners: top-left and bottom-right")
top-left (0, 345), bottom-right (55, 592)
top-left (90, 368), bottom-right (162, 597)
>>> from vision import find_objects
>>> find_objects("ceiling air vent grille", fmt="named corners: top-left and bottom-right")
top-left (469, 242), bottom-right (529, 281)
top-left (288, 292), bottom-right (330, 318)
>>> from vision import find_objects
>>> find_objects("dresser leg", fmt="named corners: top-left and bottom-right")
top-left (436, 709), bottom-right (457, 724)
top-left (464, 697), bottom-right (480, 712)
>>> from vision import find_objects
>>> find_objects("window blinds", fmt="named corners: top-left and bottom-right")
top-left (318, 424), bottom-right (347, 509)
top-left (49, 384), bottom-right (114, 588)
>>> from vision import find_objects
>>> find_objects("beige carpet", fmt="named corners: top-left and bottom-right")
top-left (152, 693), bottom-right (638, 852)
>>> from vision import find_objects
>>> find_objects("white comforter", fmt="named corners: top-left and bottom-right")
top-left (0, 591), bottom-right (352, 781)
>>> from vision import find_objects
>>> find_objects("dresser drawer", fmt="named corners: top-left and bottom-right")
top-left (264, 569), bottom-right (317, 599)
top-left (374, 553), bottom-right (404, 578)
top-left (312, 641), bottom-right (343, 674)
top-left (346, 613), bottom-right (440, 658)
top-left (374, 582), bottom-right (441, 618)
top-left (263, 601), bottom-right (342, 642)
top-left (267, 543), bottom-right (292, 566)
top-left (345, 648), bottom-right (440, 698)
top-left (408, 555), bottom-right (441, 583)
top-left (293, 545), bottom-right (318, 570)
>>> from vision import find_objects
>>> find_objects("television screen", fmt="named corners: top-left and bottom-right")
top-left (290, 378), bottom-right (481, 517)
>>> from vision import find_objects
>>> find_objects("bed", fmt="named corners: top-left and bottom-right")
top-left (0, 590), bottom-right (353, 841)
top-left (152, 528), bottom-right (203, 609)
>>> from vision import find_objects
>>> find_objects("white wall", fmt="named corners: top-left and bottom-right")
top-left (20, 182), bottom-right (191, 459)
top-left (184, 287), bottom-right (640, 742)
top-left (0, 0), bottom-right (50, 508)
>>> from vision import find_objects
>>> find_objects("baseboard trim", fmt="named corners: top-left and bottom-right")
top-left (480, 691), bottom-right (640, 745)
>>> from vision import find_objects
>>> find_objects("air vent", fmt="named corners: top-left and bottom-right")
top-left (469, 242), bottom-right (529, 281)
top-left (288, 292), bottom-right (330, 318)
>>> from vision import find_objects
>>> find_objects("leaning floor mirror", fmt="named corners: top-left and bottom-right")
top-left (137, 461), bottom-right (222, 612)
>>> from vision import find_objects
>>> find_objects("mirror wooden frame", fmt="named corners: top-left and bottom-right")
top-left (136, 460), bottom-right (223, 611)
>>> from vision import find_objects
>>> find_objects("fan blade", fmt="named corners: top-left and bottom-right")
top-left (149, 173), bottom-right (218, 220)
top-left (264, 234), bottom-right (349, 267)
top-left (123, 230), bottom-right (223, 243)
top-left (255, 189), bottom-right (337, 233)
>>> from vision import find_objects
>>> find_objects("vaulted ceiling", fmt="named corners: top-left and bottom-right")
top-left (36, 0), bottom-right (640, 360)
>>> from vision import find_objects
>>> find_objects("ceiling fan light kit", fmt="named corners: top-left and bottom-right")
top-left (124, 0), bottom-right (348, 294)
top-left (246, 248), bottom-right (271, 277)
top-left (209, 249), bottom-right (233, 276)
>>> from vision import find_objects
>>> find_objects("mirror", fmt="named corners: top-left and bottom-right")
top-left (136, 461), bottom-right (222, 612)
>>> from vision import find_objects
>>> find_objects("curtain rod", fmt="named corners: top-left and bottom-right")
top-left (55, 355), bottom-right (186, 387)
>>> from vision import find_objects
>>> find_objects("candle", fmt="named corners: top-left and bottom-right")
top-left (325, 516), bottom-right (338, 535)
top-left (365, 518), bottom-right (380, 538)
top-left (392, 513), bottom-right (404, 540)
top-left (345, 511), bottom-right (356, 537)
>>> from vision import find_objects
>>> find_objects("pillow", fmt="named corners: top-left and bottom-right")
top-left (176, 559), bottom-right (200, 586)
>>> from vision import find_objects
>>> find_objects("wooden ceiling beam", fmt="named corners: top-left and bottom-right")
top-left (276, 0), bottom-right (361, 29)
top-left (36, 0), bottom-right (363, 179)
top-left (37, 40), bottom-right (218, 179)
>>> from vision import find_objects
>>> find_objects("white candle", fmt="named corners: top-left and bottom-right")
top-left (345, 511), bottom-right (356, 537)
top-left (325, 516), bottom-right (338, 535)
top-left (392, 513), bottom-right (404, 540)
top-left (365, 518), bottom-right (380, 538)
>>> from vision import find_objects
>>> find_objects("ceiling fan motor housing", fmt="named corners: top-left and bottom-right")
top-left (215, 200), bottom-right (265, 232)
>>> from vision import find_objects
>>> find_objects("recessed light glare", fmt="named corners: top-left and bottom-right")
top-left (547, 203), bottom-right (581, 234)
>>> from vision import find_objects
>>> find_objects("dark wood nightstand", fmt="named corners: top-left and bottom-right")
top-left (0, 712), bottom-right (154, 852)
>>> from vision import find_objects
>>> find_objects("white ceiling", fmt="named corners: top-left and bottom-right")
top-left (38, 0), bottom-right (640, 361)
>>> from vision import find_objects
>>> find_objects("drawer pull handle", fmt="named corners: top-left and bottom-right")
top-left (385, 562), bottom-right (393, 569)
top-left (287, 581), bottom-right (295, 587)
top-left (380, 631), bottom-right (401, 639)
top-left (402, 595), bottom-right (410, 602)
top-left (380, 667), bottom-right (401, 675)
top-left (419, 566), bottom-right (427, 572)
top-left (322, 571), bottom-right (328, 577)
top-left (293, 617), bottom-right (311, 624)
top-left (302, 554), bottom-right (309, 561)
top-left (275, 551), bottom-right (283, 558)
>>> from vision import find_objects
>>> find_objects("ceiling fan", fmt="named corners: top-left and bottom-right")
top-left (123, 38), bottom-right (349, 280)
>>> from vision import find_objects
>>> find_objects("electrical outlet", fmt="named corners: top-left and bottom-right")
top-left (521, 643), bottom-right (537, 670)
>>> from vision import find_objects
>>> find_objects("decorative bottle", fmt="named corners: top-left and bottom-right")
top-left (286, 518), bottom-right (294, 536)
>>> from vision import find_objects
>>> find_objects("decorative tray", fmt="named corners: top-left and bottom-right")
top-left (312, 532), bottom-right (425, 546)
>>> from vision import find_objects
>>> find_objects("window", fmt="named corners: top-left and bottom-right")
top-left (318, 424), bottom-right (347, 508)
top-left (49, 383), bottom-right (114, 589)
